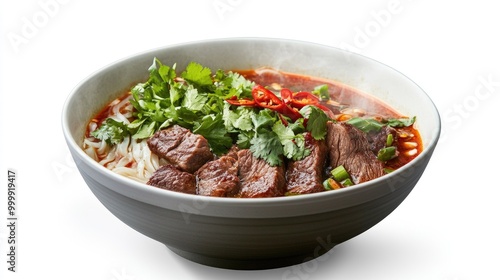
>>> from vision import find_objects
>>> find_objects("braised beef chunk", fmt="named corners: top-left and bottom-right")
top-left (224, 145), bottom-right (240, 161)
top-left (368, 126), bottom-right (398, 155)
top-left (286, 135), bottom-right (328, 194)
top-left (147, 125), bottom-right (213, 173)
top-left (326, 122), bottom-right (384, 183)
top-left (237, 149), bottom-right (286, 198)
top-left (147, 165), bottom-right (196, 194)
top-left (196, 156), bottom-right (240, 197)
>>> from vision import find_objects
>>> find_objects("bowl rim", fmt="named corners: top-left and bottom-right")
top-left (62, 37), bottom-right (441, 217)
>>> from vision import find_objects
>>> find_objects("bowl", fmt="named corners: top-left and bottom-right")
top-left (62, 38), bottom-right (440, 270)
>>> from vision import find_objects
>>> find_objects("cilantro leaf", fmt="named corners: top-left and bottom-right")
top-left (291, 135), bottom-right (311, 160)
top-left (91, 118), bottom-right (129, 144)
top-left (250, 130), bottom-right (283, 166)
top-left (300, 105), bottom-right (329, 140)
top-left (214, 71), bottom-right (254, 100)
top-left (236, 131), bottom-right (253, 149)
top-left (193, 114), bottom-right (232, 155)
top-left (181, 62), bottom-right (213, 88)
top-left (132, 121), bottom-right (157, 139)
top-left (273, 122), bottom-right (309, 160)
top-left (251, 109), bottom-right (277, 133)
top-left (223, 104), bottom-right (254, 132)
top-left (181, 85), bottom-right (207, 111)
top-left (272, 121), bottom-right (295, 143)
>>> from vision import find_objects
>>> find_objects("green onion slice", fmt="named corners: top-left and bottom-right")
top-left (331, 165), bottom-right (350, 182)
top-left (341, 178), bottom-right (354, 187)
top-left (386, 133), bottom-right (394, 146)
top-left (377, 146), bottom-right (397, 161)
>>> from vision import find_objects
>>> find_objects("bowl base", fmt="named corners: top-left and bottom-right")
top-left (167, 245), bottom-right (334, 270)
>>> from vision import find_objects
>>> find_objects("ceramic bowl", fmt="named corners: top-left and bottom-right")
top-left (62, 38), bottom-right (440, 270)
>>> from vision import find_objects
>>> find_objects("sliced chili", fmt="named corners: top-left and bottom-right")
top-left (290, 91), bottom-right (320, 108)
top-left (280, 88), bottom-right (293, 105)
top-left (226, 96), bottom-right (256, 106)
top-left (252, 85), bottom-right (303, 121)
top-left (226, 85), bottom-right (333, 122)
top-left (252, 85), bottom-right (282, 108)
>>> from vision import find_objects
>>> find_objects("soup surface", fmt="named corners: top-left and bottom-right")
top-left (83, 60), bottom-right (422, 197)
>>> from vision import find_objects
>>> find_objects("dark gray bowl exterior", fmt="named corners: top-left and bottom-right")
top-left (73, 142), bottom-right (432, 269)
top-left (63, 38), bottom-right (440, 269)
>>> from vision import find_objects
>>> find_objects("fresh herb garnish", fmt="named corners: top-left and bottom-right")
top-left (347, 116), bottom-right (416, 133)
top-left (90, 118), bottom-right (129, 145)
top-left (300, 105), bottom-right (329, 140)
top-left (346, 117), bottom-right (384, 133)
top-left (386, 116), bottom-right (416, 127)
top-left (91, 58), bottom-right (332, 166)
top-left (377, 146), bottom-right (397, 161)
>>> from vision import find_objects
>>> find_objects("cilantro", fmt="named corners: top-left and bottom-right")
top-left (181, 62), bottom-right (213, 88)
top-left (214, 71), bottom-right (254, 100)
top-left (91, 118), bottom-right (129, 144)
top-left (250, 131), bottom-right (283, 166)
top-left (132, 120), bottom-right (157, 139)
top-left (290, 135), bottom-right (310, 160)
top-left (273, 122), bottom-right (310, 161)
top-left (236, 131), bottom-right (253, 149)
top-left (300, 105), bottom-right (330, 140)
top-left (223, 104), bottom-right (254, 132)
top-left (181, 86), bottom-right (207, 111)
top-left (193, 114), bottom-right (232, 155)
top-left (251, 109), bottom-right (277, 133)
top-left (272, 121), bottom-right (295, 143)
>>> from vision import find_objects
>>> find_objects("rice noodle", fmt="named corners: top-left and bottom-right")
top-left (83, 95), bottom-right (158, 184)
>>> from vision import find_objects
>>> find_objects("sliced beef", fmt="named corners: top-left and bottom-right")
top-left (147, 164), bottom-right (196, 194)
top-left (326, 122), bottom-right (385, 184)
top-left (196, 156), bottom-right (240, 197)
top-left (286, 135), bottom-right (328, 194)
top-left (147, 125), bottom-right (214, 173)
top-left (237, 149), bottom-right (286, 198)
top-left (368, 126), bottom-right (398, 155)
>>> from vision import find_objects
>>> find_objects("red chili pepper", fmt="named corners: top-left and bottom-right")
top-left (280, 104), bottom-right (303, 122)
top-left (252, 85), bottom-right (283, 108)
top-left (280, 88), bottom-right (293, 105)
top-left (226, 96), bottom-right (256, 106)
top-left (252, 85), bottom-right (302, 121)
top-left (227, 85), bottom-right (330, 123)
top-left (290, 91), bottom-right (320, 108)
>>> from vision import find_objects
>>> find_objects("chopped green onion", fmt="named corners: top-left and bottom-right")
top-left (331, 165), bottom-right (350, 182)
top-left (383, 167), bottom-right (395, 174)
top-left (377, 146), bottom-right (397, 161)
top-left (386, 116), bottom-right (416, 127)
top-left (386, 133), bottom-right (394, 146)
top-left (323, 178), bottom-right (342, 190)
top-left (341, 178), bottom-right (354, 187)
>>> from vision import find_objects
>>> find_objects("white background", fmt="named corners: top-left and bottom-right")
top-left (1, 0), bottom-right (499, 279)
